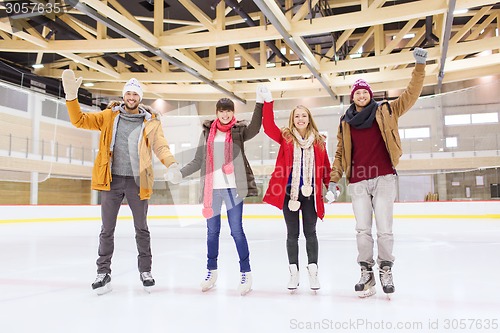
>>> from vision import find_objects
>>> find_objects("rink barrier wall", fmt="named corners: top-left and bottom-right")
top-left (0, 202), bottom-right (499, 224)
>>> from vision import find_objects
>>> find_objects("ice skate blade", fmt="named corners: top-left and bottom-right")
top-left (94, 283), bottom-right (112, 296)
top-left (201, 283), bottom-right (216, 292)
top-left (287, 282), bottom-right (299, 291)
top-left (357, 287), bottom-right (376, 298)
top-left (239, 288), bottom-right (252, 296)
top-left (384, 292), bottom-right (394, 300)
top-left (143, 286), bottom-right (153, 293)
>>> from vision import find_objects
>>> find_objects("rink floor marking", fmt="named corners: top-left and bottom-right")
top-left (1, 214), bottom-right (499, 224)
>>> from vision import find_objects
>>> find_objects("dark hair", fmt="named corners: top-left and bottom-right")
top-left (216, 98), bottom-right (234, 112)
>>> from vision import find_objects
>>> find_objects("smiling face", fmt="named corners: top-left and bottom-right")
top-left (292, 107), bottom-right (310, 136)
top-left (216, 109), bottom-right (234, 125)
top-left (123, 91), bottom-right (141, 113)
top-left (352, 88), bottom-right (372, 111)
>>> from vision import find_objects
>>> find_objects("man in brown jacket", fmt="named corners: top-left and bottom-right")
top-left (328, 48), bottom-right (427, 298)
top-left (62, 70), bottom-right (179, 295)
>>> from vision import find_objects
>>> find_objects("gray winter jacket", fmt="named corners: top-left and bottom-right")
top-left (180, 103), bottom-right (263, 202)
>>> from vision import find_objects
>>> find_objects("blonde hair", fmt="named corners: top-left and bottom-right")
top-left (281, 105), bottom-right (325, 148)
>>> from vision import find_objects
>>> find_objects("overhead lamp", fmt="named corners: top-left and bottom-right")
top-left (453, 9), bottom-right (468, 15)
top-left (83, 82), bottom-right (95, 87)
top-left (392, 33), bottom-right (415, 40)
top-left (32, 64), bottom-right (44, 69)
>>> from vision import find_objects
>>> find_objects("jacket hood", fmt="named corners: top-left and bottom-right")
top-left (107, 101), bottom-right (158, 120)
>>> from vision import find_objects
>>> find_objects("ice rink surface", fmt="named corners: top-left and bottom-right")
top-left (1, 206), bottom-right (499, 333)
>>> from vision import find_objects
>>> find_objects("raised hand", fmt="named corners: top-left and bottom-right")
top-left (256, 85), bottom-right (273, 104)
top-left (413, 47), bottom-right (428, 65)
top-left (61, 69), bottom-right (83, 101)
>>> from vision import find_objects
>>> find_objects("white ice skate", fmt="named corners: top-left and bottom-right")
top-left (355, 265), bottom-right (376, 298)
top-left (307, 263), bottom-right (320, 292)
top-left (287, 264), bottom-right (299, 292)
top-left (201, 269), bottom-right (217, 292)
top-left (140, 272), bottom-right (155, 293)
top-left (92, 273), bottom-right (112, 295)
top-left (238, 272), bottom-right (252, 296)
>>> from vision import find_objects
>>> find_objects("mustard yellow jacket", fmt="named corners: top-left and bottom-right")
top-left (330, 63), bottom-right (426, 183)
top-left (66, 99), bottom-right (176, 199)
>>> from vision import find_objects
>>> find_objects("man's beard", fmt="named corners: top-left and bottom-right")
top-left (124, 100), bottom-right (139, 111)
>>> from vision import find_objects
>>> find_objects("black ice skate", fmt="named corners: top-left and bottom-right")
top-left (92, 273), bottom-right (112, 295)
top-left (354, 263), bottom-right (376, 298)
top-left (379, 261), bottom-right (395, 297)
top-left (140, 271), bottom-right (155, 293)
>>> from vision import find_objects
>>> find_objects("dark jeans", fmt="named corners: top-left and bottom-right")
top-left (206, 188), bottom-right (250, 273)
top-left (283, 186), bottom-right (318, 267)
top-left (97, 175), bottom-right (152, 274)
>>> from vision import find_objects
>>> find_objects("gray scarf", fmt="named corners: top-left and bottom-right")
top-left (344, 99), bottom-right (378, 129)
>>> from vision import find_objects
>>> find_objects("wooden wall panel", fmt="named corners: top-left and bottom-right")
top-left (0, 179), bottom-right (91, 204)
top-left (38, 178), bottom-right (92, 204)
top-left (0, 181), bottom-right (30, 204)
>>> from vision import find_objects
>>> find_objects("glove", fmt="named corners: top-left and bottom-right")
top-left (413, 47), bottom-right (428, 65)
top-left (164, 163), bottom-right (182, 184)
top-left (61, 69), bottom-right (83, 101)
top-left (325, 182), bottom-right (341, 203)
top-left (256, 85), bottom-right (273, 104)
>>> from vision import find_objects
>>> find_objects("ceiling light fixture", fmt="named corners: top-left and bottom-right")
top-left (453, 9), bottom-right (468, 15)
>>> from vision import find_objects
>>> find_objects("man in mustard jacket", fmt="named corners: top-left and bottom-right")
top-left (328, 48), bottom-right (427, 298)
top-left (62, 70), bottom-right (179, 295)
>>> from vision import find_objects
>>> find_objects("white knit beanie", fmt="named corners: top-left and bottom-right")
top-left (122, 78), bottom-right (143, 101)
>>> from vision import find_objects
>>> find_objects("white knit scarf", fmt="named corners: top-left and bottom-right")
top-left (288, 129), bottom-right (315, 211)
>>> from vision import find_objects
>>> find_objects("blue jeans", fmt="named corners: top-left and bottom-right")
top-left (206, 188), bottom-right (250, 273)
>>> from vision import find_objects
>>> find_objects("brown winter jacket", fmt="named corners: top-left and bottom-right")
top-left (330, 63), bottom-right (426, 184)
top-left (66, 99), bottom-right (177, 199)
top-left (180, 103), bottom-right (263, 202)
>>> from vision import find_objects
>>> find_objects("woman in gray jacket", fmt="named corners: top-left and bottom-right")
top-left (167, 93), bottom-right (262, 296)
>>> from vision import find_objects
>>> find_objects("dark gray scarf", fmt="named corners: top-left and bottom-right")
top-left (344, 99), bottom-right (378, 129)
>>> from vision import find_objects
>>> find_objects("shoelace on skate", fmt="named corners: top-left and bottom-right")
top-left (380, 269), bottom-right (393, 286)
top-left (94, 273), bottom-right (107, 283)
top-left (358, 269), bottom-right (373, 284)
top-left (141, 272), bottom-right (153, 281)
top-left (205, 271), bottom-right (212, 281)
top-left (240, 273), bottom-right (247, 284)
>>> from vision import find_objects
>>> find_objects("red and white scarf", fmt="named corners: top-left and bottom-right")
top-left (288, 129), bottom-right (315, 211)
top-left (202, 117), bottom-right (237, 218)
